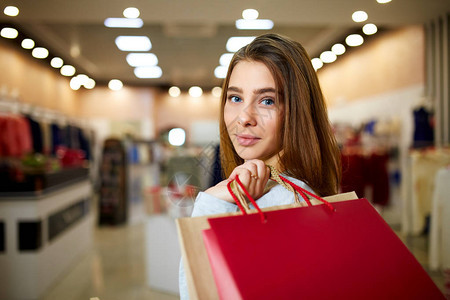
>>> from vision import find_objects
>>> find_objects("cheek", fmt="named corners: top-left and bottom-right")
top-left (223, 104), bottom-right (236, 129)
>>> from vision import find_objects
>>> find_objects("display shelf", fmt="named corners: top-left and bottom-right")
top-left (0, 179), bottom-right (93, 300)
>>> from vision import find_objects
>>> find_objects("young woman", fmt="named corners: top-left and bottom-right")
top-left (179, 33), bottom-right (341, 299)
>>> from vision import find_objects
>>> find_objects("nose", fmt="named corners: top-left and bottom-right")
top-left (237, 104), bottom-right (257, 127)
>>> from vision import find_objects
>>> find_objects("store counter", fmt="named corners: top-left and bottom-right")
top-left (0, 179), bottom-right (93, 300)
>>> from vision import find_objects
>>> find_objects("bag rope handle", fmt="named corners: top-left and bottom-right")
top-left (226, 179), bottom-right (248, 215)
top-left (279, 175), bottom-right (336, 212)
top-left (227, 168), bottom-right (335, 223)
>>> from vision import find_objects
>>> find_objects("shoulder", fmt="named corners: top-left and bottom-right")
top-left (190, 191), bottom-right (238, 217)
top-left (254, 175), bottom-right (314, 208)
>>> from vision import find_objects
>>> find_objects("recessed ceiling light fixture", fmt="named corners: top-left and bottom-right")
top-left (60, 65), bottom-right (76, 76)
top-left (21, 38), bottom-right (35, 49)
top-left (346, 34), bottom-right (364, 47)
top-left (51, 57), bottom-right (64, 68)
top-left (212, 87), bottom-right (222, 98)
top-left (235, 19), bottom-right (274, 30)
top-left (311, 58), bottom-right (323, 71)
top-left (104, 18), bottom-right (143, 28)
top-left (115, 36), bottom-right (151, 51)
top-left (219, 53), bottom-right (234, 67)
top-left (169, 86), bottom-right (181, 97)
top-left (320, 51), bottom-right (337, 63)
top-left (242, 9), bottom-right (259, 20)
top-left (189, 86), bottom-right (203, 98)
top-left (4, 6), bottom-right (19, 17)
top-left (214, 66), bottom-right (228, 78)
top-left (226, 36), bottom-right (256, 52)
top-left (377, 0), bottom-right (392, 3)
top-left (1, 27), bottom-right (18, 39)
top-left (85, 78), bottom-right (96, 89)
top-left (70, 78), bottom-right (81, 91)
top-left (123, 7), bottom-right (140, 19)
top-left (126, 53), bottom-right (158, 67)
top-left (331, 43), bottom-right (346, 55)
top-left (362, 23), bottom-right (378, 35)
top-left (134, 66), bottom-right (162, 78)
top-left (32, 47), bottom-right (49, 59)
top-left (108, 79), bottom-right (123, 91)
top-left (352, 11), bottom-right (368, 23)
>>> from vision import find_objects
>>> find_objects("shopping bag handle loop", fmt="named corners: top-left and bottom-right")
top-left (278, 175), bottom-right (336, 212)
top-left (227, 173), bottom-right (335, 223)
top-left (268, 165), bottom-right (334, 211)
top-left (226, 179), bottom-right (248, 216)
top-left (227, 176), bottom-right (267, 223)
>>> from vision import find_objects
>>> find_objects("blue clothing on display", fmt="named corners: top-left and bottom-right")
top-left (413, 107), bottom-right (434, 148)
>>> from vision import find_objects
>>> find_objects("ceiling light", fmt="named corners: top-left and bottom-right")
top-left (126, 53), bottom-right (158, 67)
top-left (70, 77), bottom-right (81, 91)
top-left (212, 87), bottom-right (222, 98)
top-left (51, 57), bottom-right (64, 68)
top-left (331, 43), bottom-right (346, 55)
top-left (226, 36), bottom-right (256, 52)
top-left (236, 19), bottom-right (274, 30)
top-left (377, 0), bottom-right (392, 3)
top-left (4, 6), bottom-right (19, 17)
top-left (60, 65), bottom-right (76, 76)
top-left (115, 36), bottom-right (151, 51)
top-left (85, 78), bottom-right (96, 89)
top-left (134, 66), bottom-right (163, 78)
top-left (32, 47), bottom-right (49, 59)
top-left (21, 39), bottom-right (35, 49)
top-left (214, 66), bottom-right (228, 78)
top-left (123, 7), bottom-right (140, 19)
top-left (189, 86), bottom-right (203, 98)
top-left (75, 74), bottom-right (89, 86)
top-left (311, 58), bottom-right (323, 70)
top-left (1, 27), bottom-right (18, 39)
top-left (104, 18), bottom-right (143, 28)
top-left (362, 23), bottom-right (378, 35)
top-left (345, 34), bottom-right (364, 47)
top-left (168, 128), bottom-right (186, 146)
top-left (320, 51), bottom-right (337, 63)
top-left (352, 11), bottom-right (368, 23)
top-left (242, 9), bottom-right (259, 20)
top-left (219, 53), bottom-right (234, 67)
top-left (108, 79), bottom-right (123, 91)
top-left (169, 86), bottom-right (181, 97)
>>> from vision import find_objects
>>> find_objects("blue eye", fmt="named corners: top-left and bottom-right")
top-left (261, 98), bottom-right (275, 106)
top-left (229, 96), bottom-right (242, 103)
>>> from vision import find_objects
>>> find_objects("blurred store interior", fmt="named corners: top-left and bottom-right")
top-left (0, 0), bottom-right (449, 299)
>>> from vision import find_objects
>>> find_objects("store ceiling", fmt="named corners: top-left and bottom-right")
top-left (0, 0), bottom-right (448, 90)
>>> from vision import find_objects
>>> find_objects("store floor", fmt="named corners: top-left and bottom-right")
top-left (41, 216), bottom-right (447, 300)
top-left (41, 220), bottom-right (179, 300)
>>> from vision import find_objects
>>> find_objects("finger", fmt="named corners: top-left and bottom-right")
top-left (242, 161), bottom-right (259, 179)
top-left (229, 167), bottom-right (252, 185)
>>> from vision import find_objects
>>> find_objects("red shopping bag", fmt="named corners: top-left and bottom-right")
top-left (202, 176), bottom-right (445, 300)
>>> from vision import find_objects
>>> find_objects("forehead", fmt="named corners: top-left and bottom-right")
top-left (228, 60), bottom-right (276, 90)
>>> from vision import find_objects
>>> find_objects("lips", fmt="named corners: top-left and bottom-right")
top-left (235, 134), bottom-right (261, 146)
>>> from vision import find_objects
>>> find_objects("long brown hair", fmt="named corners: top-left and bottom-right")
top-left (219, 33), bottom-right (341, 196)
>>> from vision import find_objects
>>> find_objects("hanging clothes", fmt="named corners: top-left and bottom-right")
top-left (413, 107), bottom-right (434, 149)
top-left (25, 115), bottom-right (43, 153)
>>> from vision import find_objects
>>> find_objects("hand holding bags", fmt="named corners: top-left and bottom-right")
top-left (202, 175), bottom-right (445, 300)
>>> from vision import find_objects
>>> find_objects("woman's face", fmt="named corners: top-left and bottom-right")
top-left (224, 60), bottom-right (284, 163)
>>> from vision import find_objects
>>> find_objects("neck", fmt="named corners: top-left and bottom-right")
top-left (263, 153), bottom-right (284, 173)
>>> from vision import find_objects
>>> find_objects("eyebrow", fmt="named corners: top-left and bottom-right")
top-left (227, 86), bottom-right (276, 95)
